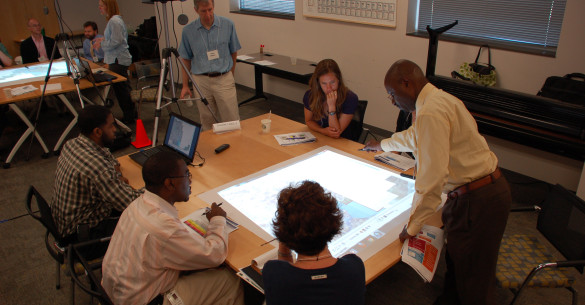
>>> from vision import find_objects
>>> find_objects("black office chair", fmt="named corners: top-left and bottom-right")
top-left (496, 184), bottom-right (585, 305)
top-left (341, 100), bottom-right (368, 143)
top-left (69, 236), bottom-right (166, 305)
top-left (68, 237), bottom-right (114, 305)
top-left (25, 186), bottom-right (75, 304)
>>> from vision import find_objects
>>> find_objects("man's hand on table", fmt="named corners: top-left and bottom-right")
top-left (399, 225), bottom-right (416, 243)
top-left (205, 202), bottom-right (226, 221)
top-left (362, 140), bottom-right (382, 152)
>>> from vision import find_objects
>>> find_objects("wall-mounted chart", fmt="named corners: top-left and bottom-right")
top-left (303, 0), bottom-right (397, 28)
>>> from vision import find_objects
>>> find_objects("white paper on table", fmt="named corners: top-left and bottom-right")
top-left (253, 60), bottom-right (276, 66)
top-left (40, 83), bottom-right (62, 92)
top-left (10, 85), bottom-right (38, 96)
top-left (237, 55), bottom-right (254, 60)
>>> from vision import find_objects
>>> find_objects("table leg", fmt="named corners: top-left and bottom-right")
top-left (239, 66), bottom-right (268, 106)
top-left (3, 103), bottom-right (50, 168)
top-left (53, 94), bottom-right (79, 154)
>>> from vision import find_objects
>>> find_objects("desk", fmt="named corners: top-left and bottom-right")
top-left (119, 114), bottom-right (441, 284)
top-left (237, 53), bottom-right (316, 106)
top-left (0, 61), bottom-right (125, 168)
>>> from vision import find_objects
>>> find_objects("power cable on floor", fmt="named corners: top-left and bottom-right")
top-left (0, 210), bottom-right (38, 224)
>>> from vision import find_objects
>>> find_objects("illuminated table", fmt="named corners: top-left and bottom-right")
top-left (118, 114), bottom-right (441, 283)
top-left (0, 60), bottom-right (125, 168)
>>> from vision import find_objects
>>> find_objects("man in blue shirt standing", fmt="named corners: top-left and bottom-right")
top-left (82, 21), bottom-right (105, 63)
top-left (179, 0), bottom-right (241, 130)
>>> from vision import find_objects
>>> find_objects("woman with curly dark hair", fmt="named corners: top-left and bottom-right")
top-left (303, 59), bottom-right (359, 139)
top-left (262, 180), bottom-right (365, 305)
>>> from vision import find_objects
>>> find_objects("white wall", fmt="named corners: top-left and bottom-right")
top-left (160, 0), bottom-right (585, 191)
top-left (58, 0), bottom-right (156, 35)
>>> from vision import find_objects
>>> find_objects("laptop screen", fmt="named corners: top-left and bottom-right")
top-left (164, 113), bottom-right (201, 160)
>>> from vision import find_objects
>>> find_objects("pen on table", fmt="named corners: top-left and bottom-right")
top-left (260, 237), bottom-right (277, 246)
top-left (400, 173), bottom-right (415, 180)
top-left (358, 148), bottom-right (376, 151)
top-left (383, 155), bottom-right (398, 162)
top-left (202, 202), bottom-right (223, 215)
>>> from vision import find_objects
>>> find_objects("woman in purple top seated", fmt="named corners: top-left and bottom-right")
top-left (262, 180), bottom-right (366, 305)
top-left (303, 59), bottom-right (359, 139)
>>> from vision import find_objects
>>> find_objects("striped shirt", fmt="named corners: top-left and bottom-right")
top-left (102, 191), bottom-right (228, 305)
top-left (51, 135), bottom-right (142, 236)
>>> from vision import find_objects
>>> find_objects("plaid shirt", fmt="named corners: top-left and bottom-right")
top-left (51, 135), bottom-right (142, 236)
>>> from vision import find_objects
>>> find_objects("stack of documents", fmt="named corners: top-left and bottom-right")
top-left (400, 225), bottom-right (444, 282)
top-left (374, 152), bottom-right (416, 171)
top-left (180, 208), bottom-right (239, 236)
top-left (274, 132), bottom-right (316, 146)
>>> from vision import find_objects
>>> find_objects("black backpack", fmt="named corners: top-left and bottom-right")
top-left (537, 73), bottom-right (585, 105)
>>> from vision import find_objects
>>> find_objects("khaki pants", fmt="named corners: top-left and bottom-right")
top-left (192, 72), bottom-right (240, 130)
top-left (162, 267), bottom-right (244, 305)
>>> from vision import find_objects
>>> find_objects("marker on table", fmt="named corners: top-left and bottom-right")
top-left (260, 237), bottom-right (277, 246)
top-left (202, 202), bottom-right (223, 215)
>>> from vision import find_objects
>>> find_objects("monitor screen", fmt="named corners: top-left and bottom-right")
top-left (198, 146), bottom-right (416, 262)
top-left (0, 60), bottom-right (69, 87)
top-left (164, 113), bottom-right (201, 159)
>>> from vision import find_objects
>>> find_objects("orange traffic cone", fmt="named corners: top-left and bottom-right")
top-left (131, 119), bottom-right (152, 148)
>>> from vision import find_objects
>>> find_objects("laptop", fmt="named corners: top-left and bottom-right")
top-left (73, 57), bottom-right (117, 83)
top-left (129, 113), bottom-right (202, 166)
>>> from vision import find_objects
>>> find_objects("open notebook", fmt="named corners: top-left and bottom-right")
top-left (129, 113), bottom-right (202, 166)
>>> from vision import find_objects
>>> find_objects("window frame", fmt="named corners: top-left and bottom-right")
top-left (407, 0), bottom-right (567, 58)
top-left (230, 0), bottom-right (295, 20)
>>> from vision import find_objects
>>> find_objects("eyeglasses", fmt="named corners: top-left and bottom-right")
top-left (167, 172), bottom-right (192, 180)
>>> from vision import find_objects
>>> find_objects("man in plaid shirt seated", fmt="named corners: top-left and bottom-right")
top-left (51, 105), bottom-right (142, 253)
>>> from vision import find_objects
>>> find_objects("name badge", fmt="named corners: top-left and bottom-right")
top-left (166, 289), bottom-right (185, 305)
top-left (92, 55), bottom-right (99, 62)
top-left (207, 50), bottom-right (219, 60)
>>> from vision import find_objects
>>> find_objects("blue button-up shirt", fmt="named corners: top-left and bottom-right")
top-left (101, 15), bottom-right (132, 66)
top-left (178, 15), bottom-right (241, 74)
top-left (83, 34), bottom-right (105, 62)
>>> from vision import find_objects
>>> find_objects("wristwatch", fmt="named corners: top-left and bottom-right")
top-left (328, 111), bottom-right (336, 116)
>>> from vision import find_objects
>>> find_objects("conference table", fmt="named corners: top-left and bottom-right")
top-left (118, 114), bottom-right (441, 284)
top-left (236, 53), bottom-right (316, 106)
top-left (0, 60), bottom-right (125, 168)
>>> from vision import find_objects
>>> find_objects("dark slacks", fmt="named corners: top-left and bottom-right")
top-left (108, 61), bottom-right (135, 123)
top-left (438, 175), bottom-right (511, 305)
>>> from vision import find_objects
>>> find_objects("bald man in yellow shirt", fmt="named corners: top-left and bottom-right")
top-left (364, 59), bottom-right (511, 305)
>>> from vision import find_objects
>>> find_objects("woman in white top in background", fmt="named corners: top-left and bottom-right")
top-left (93, 0), bottom-right (136, 125)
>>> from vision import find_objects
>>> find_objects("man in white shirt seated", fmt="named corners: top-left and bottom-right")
top-left (102, 150), bottom-right (244, 305)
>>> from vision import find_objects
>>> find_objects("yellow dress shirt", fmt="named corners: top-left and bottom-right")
top-left (381, 83), bottom-right (498, 236)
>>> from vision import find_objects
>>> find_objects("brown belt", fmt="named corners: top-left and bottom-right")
top-left (199, 72), bottom-right (227, 77)
top-left (448, 168), bottom-right (502, 199)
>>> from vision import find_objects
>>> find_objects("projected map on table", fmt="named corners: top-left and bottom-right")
top-left (198, 146), bottom-right (416, 261)
top-left (0, 60), bottom-right (69, 87)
